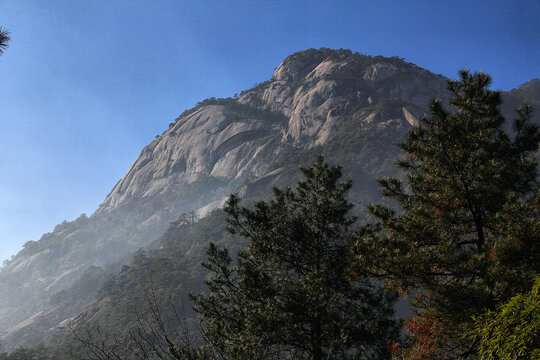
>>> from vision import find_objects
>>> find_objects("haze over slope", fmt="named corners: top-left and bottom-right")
top-left (0, 48), bottom-right (538, 350)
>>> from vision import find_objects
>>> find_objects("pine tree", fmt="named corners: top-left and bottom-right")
top-left (192, 157), bottom-right (400, 360)
top-left (0, 27), bottom-right (9, 56)
top-left (355, 70), bottom-right (540, 358)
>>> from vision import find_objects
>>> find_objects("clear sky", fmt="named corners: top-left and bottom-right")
top-left (0, 0), bottom-right (539, 263)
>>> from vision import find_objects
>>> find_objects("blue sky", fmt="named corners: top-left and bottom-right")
top-left (0, 0), bottom-right (539, 263)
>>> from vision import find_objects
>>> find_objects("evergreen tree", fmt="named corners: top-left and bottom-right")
top-left (355, 70), bottom-right (540, 358)
top-left (192, 157), bottom-right (400, 360)
top-left (0, 27), bottom-right (9, 56)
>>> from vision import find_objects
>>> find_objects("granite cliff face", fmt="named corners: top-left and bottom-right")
top-left (238, 49), bottom-right (448, 144)
top-left (98, 103), bottom-right (287, 212)
top-left (0, 48), bottom-right (537, 350)
top-left (97, 48), bottom-right (449, 214)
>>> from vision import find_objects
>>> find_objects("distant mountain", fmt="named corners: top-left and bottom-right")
top-left (501, 78), bottom-right (540, 122)
top-left (0, 48), bottom-right (538, 351)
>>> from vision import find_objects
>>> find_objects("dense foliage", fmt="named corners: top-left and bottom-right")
top-left (467, 276), bottom-right (540, 359)
top-left (355, 70), bottom-right (540, 358)
top-left (192, 157), bottom-right (400, 360)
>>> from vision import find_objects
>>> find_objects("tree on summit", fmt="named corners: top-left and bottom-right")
top-left (355, 70), bottom-right (540, 358)
top-left (192, 157), bottom-right (400, 360)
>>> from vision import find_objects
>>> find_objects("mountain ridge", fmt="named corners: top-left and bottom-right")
top-left (1, 48), bottom-right (538, 351)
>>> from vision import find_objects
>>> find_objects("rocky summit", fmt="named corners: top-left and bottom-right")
top-left (0, 48), bottom-right (538, 350)
top-left (99, 48), bottom-right (449, 213)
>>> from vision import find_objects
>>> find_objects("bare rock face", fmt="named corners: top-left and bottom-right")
top-left (100, 104), bottom-right (286, 211)
top-left (402, 107), bottom-right (418, 126)
top-left (237, 48), bottom-right (448, 146)
top-left (363, 62), bottom-right (399, 81)
top-left (100, 48), bottom-right (449, 215)
top-left (272, 48), bottom-right (332, 82)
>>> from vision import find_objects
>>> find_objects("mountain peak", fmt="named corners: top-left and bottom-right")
top-left (518, 78), bottom-right (540, 87)
top-left (272, 48), bottom-right (356, 82)
top-left (238, 48), bottom-right (449, 145)
top-left (505, 78), bottom-right (540, 107)
top-left (271, 48), bottom-right (423, 84)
